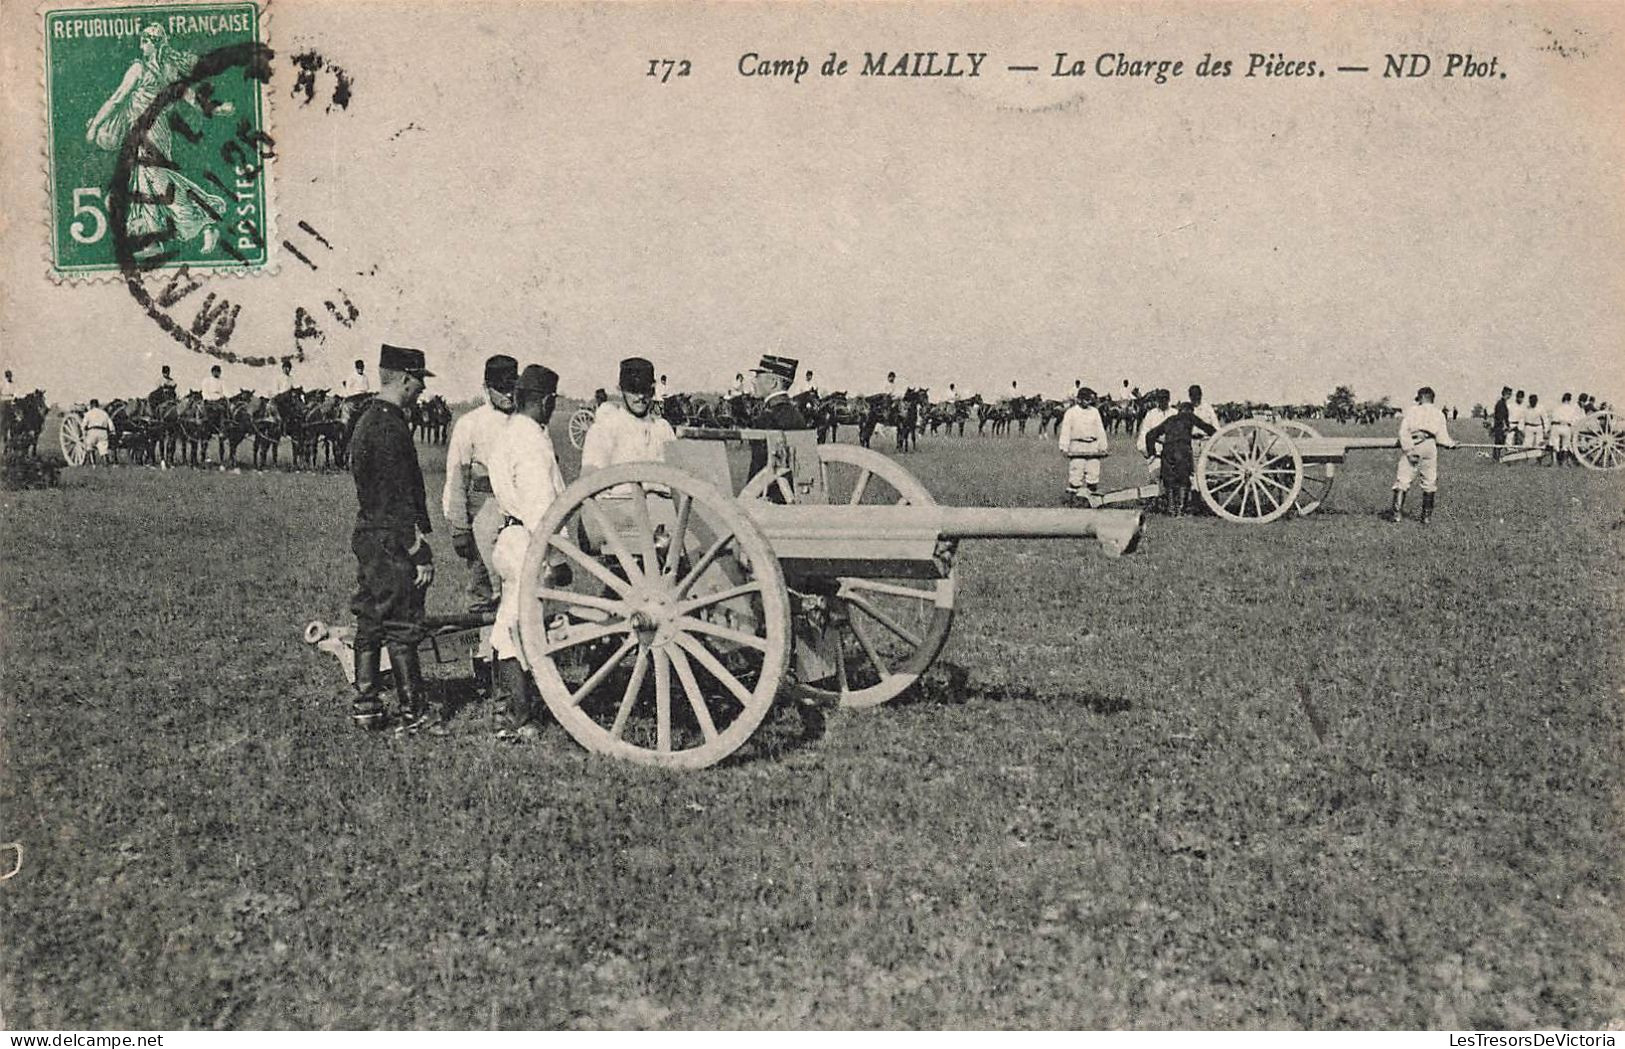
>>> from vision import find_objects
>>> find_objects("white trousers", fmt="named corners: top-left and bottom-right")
top-left (1066, 456), bottom-right (1102, 493)
top-left (1549, 424), bottom-right (1572, 452)
top-left (491, 524), bottom-right (530, 665)
top-left (1394, 443), bottom-right (1439, 493)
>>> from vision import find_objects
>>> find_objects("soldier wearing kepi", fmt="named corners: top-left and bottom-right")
top-left (488, 364), bottom-right (568, 741)
top-left (347, 344), bottom-right (439, 732)
top-left (581, 356), bottom-right (677, 476)
top-left (1057, 386), bottom-right (1108, 505)
top-left (442, 354), bottom-right (518, 694)
top-left (443, 354), bottom-right (518, 613)
top-left (751, 355), bottom-right (811, 429)
top-left (1381, 385), bottom-right (1458, 525)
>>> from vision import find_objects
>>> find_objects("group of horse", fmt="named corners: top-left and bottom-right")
top-left (1, 389), bottom-right (49, 459)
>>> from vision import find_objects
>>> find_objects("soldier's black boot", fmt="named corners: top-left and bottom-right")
top-left (1419, 491), bottom-right (1435, 525)
top-left (494, 658), bottom-right (540, 741)
top-left (351, 643), bottom-right (387, 730)
top-left (388, 642), bottom-right (445, 736)
top-left (1379, 489), bottom-right (1406, 522)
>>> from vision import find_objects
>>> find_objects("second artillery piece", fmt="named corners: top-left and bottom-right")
top-left (310, 427), bottom-right (1143, 769)
top-left (1096, 412), bottom-right (1624, 524)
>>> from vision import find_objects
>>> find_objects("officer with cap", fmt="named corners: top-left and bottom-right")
top-left (443, 355), bottom-right (518, 618)
top-left (751, 354), bottom-right (811, 430)
top-left (488, 364), bottom-right (568, 740)
top-left (347, 343), bottom-right (439, 733)
top-left (581, 356), bottom-right (677, 480)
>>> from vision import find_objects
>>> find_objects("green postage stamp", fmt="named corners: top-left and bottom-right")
top-left (43, 2), bottom-right (269, 277)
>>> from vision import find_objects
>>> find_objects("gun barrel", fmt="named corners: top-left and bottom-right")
top-left (933, 506), bottom-right (1143, 556)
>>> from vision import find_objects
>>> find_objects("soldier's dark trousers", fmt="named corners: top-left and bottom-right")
top-left (351, 528), bottom-right (426, 647)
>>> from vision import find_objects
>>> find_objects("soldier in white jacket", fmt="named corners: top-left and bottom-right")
top-left (580, 357), bottom-right (677, 494)
top-left (1381, 386), bottom-right (1458, 525)
top-left (488, 364), bottom-right (568, 739)
top-left (1057, 387), bottom-right (1108, 505)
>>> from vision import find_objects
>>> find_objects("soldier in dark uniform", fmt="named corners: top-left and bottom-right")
top-left (1491, 386), bottom-right (1511, 461)
top-left (347, 343), bottom-right (439, 733)
top-left (750, 354), bottom-right (810, 430)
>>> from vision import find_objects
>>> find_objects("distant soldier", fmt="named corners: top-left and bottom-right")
top-left (1006, 379), bottom-right (1019, 404)
top-left (1491, 386), bottom-right (1511, 460)
top-left (1189, 384), bottom-right (1220, 432)
top-left (1057, 386), bottom-right (1108, 505)
top-left (346, 344), bottom-right (438, 732)
top-left (273, 360), bottom-right (295, 397)
top-left (730, 372), bottom-right (748, 397)
top-left (0, 370), bottom-right (13, 449)
top-left (1381, 386), bottom-right (1457, 525)
top-left (884, 371), bottom-right (899, 401)
top-left (82, 398), bottom-right (114, 467)
top-left (488, 364), bottom-right (568, 741)
top-left (157, 365), bottom-right (178, 398)
top-left (442, 354), bottom-right (518, 640)
top-left (1144, 401), bottom-right (1217, 516)
top-left (1510, 389), bottom-right (1527, 446)
top-left (582, 356), bottom-right (677, 484)
top-left (201, 364), bottom-right (229, 431)
top-left (1525, 393), bottom-right (1547, 460)
top-left (656, 373), bottom-right (670, 405)
top-left (1549, 393), bottom-right (1583, 466)
top-left (1136, 389), bottom-right (1174, 484)
top-left (342, 358), bottom-right (373, 398)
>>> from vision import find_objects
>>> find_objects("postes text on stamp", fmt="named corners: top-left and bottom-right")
top-left (44, 3), bottom-right (268, 278)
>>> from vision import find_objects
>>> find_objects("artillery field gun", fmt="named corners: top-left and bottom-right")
top-left (308, 428), bottom-right (1142, 768)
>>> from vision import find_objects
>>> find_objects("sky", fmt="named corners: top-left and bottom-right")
top-left (3, 0), bottom-right (1622, 411)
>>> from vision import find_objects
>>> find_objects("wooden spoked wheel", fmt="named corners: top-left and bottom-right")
top-left (58, 412), bottom-right (87, 466)
top-left (1273, 419), bottom-right (1336, 515)
top-left (741, 443), bottom-right (957, 709)
top-left (517, 463), bottom-right (792, 769)
top-left (1197, 420), bottom-right (1305, 524)
top-left (1574, 411), bottom-right (1624, 471)
top-left (567, 407), bottom-right (595, 450)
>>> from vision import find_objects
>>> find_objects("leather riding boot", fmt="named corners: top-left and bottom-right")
top-left (1419, 491), bottom-right (1435, 525)
top-left (495, 658), bottom-right (540, 740)
top-left (388, 642), bottom-right (444, 735)
top-left (351, 643), bottom-right (387, 729)
top-left (1380, 489), bottom-right (1406, 522)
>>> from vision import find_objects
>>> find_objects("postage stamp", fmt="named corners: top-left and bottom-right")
top-left (43, 2), bottom-right (269, 278)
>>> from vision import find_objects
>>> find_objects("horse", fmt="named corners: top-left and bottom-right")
top-left (893, 388), bottom-right (929, 452)
top-left (3, 389), bottom-right (47, 457)
top-left (248, 395), bottom-right (284, 468)
top-left (1035, 398), bottom-right (1069, 438)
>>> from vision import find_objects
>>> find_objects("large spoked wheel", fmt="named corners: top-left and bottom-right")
top-left (59, 412), bottom-right (87, 466)
top-left (567, 407), bottom-right (595, 450)
top-left (1574, 411), bottom-right (1624, 471)
top-left (1197, 420), bottom-right (1304, 524)
top-left (741, 443), bottom-right (957, 709)
top-left (1274, 419), bottom-right (1336, 515)
top-left (518, 463), bottom-right (792, 769)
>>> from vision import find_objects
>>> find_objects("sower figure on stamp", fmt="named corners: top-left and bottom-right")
top-left (1144, 400), bottom-right (1217, 516)
top-left (488, 365), bottom-right (569, 742)
top-left (442, 354), bottom-right (518, 695)
top-left (1381, 386), bottom-right (1457, 525)
top-left (1058, 386), bottom-right (1108, 506)
top-left (348, 344), bottom-right (439, 733)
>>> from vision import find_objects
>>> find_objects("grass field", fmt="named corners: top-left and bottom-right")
top-left (2, 417), bottom-right (1622, 1029)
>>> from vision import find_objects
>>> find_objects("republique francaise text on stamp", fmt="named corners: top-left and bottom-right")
top-left (43, 2), bottom-right (269, 278)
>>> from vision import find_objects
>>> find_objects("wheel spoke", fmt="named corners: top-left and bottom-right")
top-left (1255, 471), bottom-right (1295, 498)
top-left (653, 648), bottom-right (672, 752)
top-left (848, 468), bottom-right (872, 505)
top-left (841, 578), bottom-right (941, 603)
top-left (1207, 473), bottom-right (1245, 498)
top-left (609, 646), bottom-right (650, 740)
top-left (627, 484), bottom-right (660, 572)
top-left (672, 633), bottom-right (756, 707)
top-left (540, 619), bottom-right (633, 656)
top-left (568, 635), bottom-right (639, 706)
top-left (536, 587), bottom-right (624, 615)
top-left (667, 645), bottom-right (720, 743)
top-left (582, 497), bottom-right (644, 585)
top-left (845, 593), bottom-right (923, 648)
top-left (664, 492), bottom-right (693, 578)
top-left (674, 615), bottom-right (768, 651)
top-left (677, 580), bottom-right (763, 615)
top-left (675, 530), bottom-right (736, 599)
top-left (549, 534), bottom-right (632, 598)
top-left (847, 617), bottom-right (891, 679)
